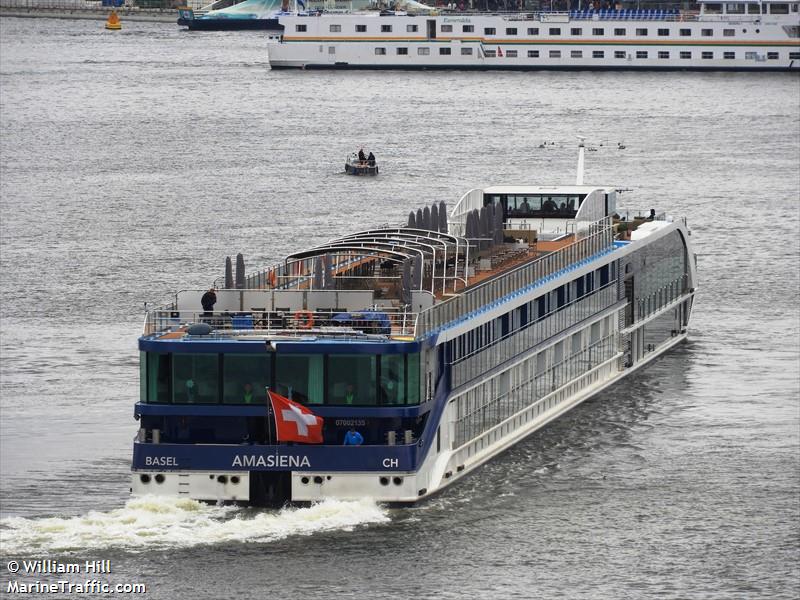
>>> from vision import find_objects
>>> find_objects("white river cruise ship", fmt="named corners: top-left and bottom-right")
top-left (131, 143), bottom-right (697, 505)
top-left (267, 0), bottom-right (800, 70)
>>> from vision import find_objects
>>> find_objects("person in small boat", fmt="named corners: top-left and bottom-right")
top-left (201, 287), bottom-right (217, 317)
top-left (358, 148), bottom-right (366, 163)
top-left (367, 152), bottom-right (376, 166)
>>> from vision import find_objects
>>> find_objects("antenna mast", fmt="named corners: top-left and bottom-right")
top-left (576, 136), bottom-right (586, 185)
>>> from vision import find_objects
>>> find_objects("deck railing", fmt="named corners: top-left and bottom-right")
top-left (636, 273), bottom-right (689, 321)
top-left (143, 307), bottom-right (418, 338)
top-left (415, 217), bottom-right (614, 338)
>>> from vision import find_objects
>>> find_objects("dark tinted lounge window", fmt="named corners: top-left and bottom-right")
top-left (328, 354), bottom-right (376, 405)
top-left (275, 354), bottom-right (324, 404)
top-left (147, 352), bottom-right (171, 403)
top-left (223, 354), bottom-right (271, 405)
top-left (173, 354), bottom-right (218, 404)
top-left (380, 354), bottom-right (406, 405)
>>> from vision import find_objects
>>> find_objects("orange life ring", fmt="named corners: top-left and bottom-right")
top-left (294, 310), bottom-right (314, 329)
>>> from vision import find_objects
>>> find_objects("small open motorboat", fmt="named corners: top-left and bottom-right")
top-left (345, 153), bottom-right (378, 176)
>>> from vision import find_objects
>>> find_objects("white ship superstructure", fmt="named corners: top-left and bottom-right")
top-left (268, 0), bottom-right (800, 70)
top-left (132, 143), bottom-right (697, 506)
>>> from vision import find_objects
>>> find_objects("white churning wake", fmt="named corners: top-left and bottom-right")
top-left (0, 496), bottom-right (389, 554)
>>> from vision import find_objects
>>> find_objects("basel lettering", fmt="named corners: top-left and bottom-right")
top-left (145, 456), bottom-right (178, 467)
top-left (232, 455), bottom-right (311, 468)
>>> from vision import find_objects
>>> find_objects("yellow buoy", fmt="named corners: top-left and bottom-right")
top-left (105, 10), bottom-right (122, 30)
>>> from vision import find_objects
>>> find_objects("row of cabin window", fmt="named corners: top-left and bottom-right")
top-left (370, 47), bottom-right (794, 60)
top-left (314, 24), bottom-right (749, 37)
top-left (449, 266), bottom-right (612, 364)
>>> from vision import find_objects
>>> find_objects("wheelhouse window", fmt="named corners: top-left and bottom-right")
top-left (726, 3), bottom-right (746, 13)
top-left (223, 354), bottom-right (270, 405)
top-left (275, 354), bottom-right (323, 404)
top-left (770, 3), bottom-right (790, 13)
top-left (485, 193), bottom-right (583, 218)
top-left (705, 3), bottom-right (722, 13)
top-left (173, 354), bottom-right (218, 404)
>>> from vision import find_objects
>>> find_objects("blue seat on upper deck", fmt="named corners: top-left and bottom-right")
top-left (232, 314), bottom-right (254, 329)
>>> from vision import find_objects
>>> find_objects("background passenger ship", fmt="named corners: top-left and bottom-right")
top-left (267, 0), bottom-right (800, 70)
top-left (132, 142), bottom-right (697, 505)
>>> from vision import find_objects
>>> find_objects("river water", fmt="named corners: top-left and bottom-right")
top-left (1, 16), bottom-right (798, 600)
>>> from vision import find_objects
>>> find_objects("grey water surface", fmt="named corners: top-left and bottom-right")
top-left (1, 16), bottom-right (798, 600)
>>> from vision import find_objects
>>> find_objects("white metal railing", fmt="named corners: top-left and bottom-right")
top-left (143, 307), bottom-right (418, 337)
top-left (636, 274), bottom-right (688, 321)
top-left (416, 217), bottom-right (613, 337)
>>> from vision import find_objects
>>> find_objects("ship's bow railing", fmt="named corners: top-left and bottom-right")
top-left (416, 217), bottom-right (613, 338)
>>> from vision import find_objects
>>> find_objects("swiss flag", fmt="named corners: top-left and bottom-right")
top-left (268, 389), bottom-right (324, 444)
top-left (497, 46), bottom-right (503, 57)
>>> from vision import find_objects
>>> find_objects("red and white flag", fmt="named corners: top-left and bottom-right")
top-left (268, 389), bottom-right (324, 444)
top-left (497, 46), bottom-right (503, 57)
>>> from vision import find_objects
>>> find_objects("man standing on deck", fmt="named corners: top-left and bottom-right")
top-left (201, 287), bottom-right (217, 317)
top-left (343, 428), bottom-right (364, 446)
